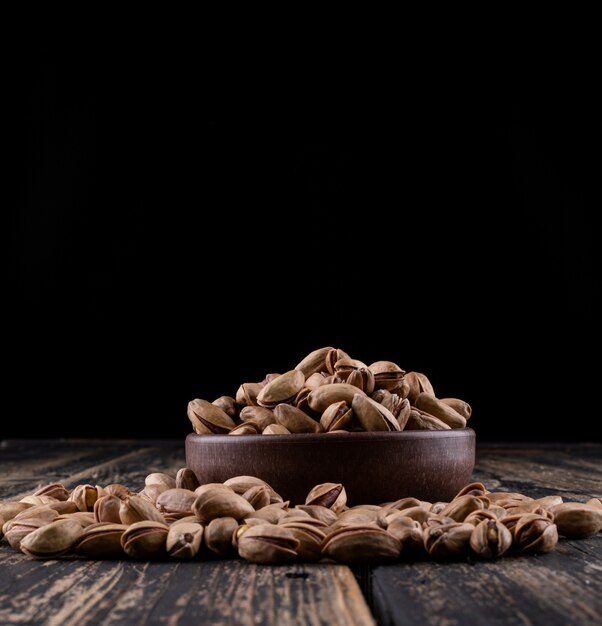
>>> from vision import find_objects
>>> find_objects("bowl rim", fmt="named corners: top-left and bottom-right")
top-left (186, 427), bottom-right (475, 445)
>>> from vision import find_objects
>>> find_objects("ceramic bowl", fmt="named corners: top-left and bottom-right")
top-left (185, 428), bottom-right (475, 506)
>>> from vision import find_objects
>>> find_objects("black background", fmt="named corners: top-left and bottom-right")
top-left (7, 40), bottom-right (600, 442)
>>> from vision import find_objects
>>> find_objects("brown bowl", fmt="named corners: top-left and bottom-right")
top-left (185, 428), bottom-right (475, 506)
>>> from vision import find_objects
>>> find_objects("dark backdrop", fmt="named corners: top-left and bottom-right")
top-left (8, 42), bottom-right (600, 441)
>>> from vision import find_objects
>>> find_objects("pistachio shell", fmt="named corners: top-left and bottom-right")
top-left (156, 488), bottom-right (197, 516)
top-left (424, 523), bottom-right (474, 560)
top-left (187, 399), bottom-right (236, 434)
top-left (294, 347), bottom-right (334, 378)
top-left (119, 495), bottom-right (167, 525)
top-left (256, 370), bottom-right (305, 407)
top-left (405, 371), bottom-right (436, 403)
top-left (414, 393), bottom-right (467, 429)
top-left (323, 525), bottom-right (401, 564)
top-left (320, 401), bottom-right (354, 432)
top-left (204, 517), bottom-right (238, 557)
top-left (550, 502), bottom-right (602, 538)
top-left (351, 394), bottom-right (400, 432)
top-left (75, 523), bottom-right (128, 558)
top-left (20, 519), bottom-right (83, 558)
top-left (193, 487), bottom-right (255, 523)
top-left (439, 398), bottom-right (472, 420)
top-left (94, 495), bottom-right (123, 524)
top-left (469, 519), bottom-right (512, 558)
top-left (405, 408), bottom-right (451, 431)
top-left (166, 521), bottom-right (204, 559)
top-left (121, 521), bottom-right (168, 559)
top-left (263, 424), bottom-right (291, 435)
top-left (305, 483), bottom-right (347, 513)
top-left (274, 403), bottom-right (322, 433)
top-left (176, 468), bottom-right (201, 491)
top-left (237, 523), bottom-right (299, 564)
top-left (308, 383), bottom-right (366, 413)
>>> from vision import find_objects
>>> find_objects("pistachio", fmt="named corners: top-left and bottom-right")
top-left (68, 484), bottom-right (101, 512)
top-left (414, 393), bottom-right (467, 429)
top-left (242, 485), bottom-right (271, 510)
top-left (320, 401), bottom-right (353, 432)
top-left (94, 495), bottom-right (123, 524)
top-left (549, 503), bottom-right (602, 538)
top-left (439, 398), bottom-right (472, 420)
top-left (294, 505), bottom-right (339, 527)
top-left (246, 502), bottom-right (290, 524)
top-left (470, 519), bottom-right (512, 558)
top-left (5, 518), bottom-right (53, 551)
top-left (0, 502), bottom-right (33, 522)
top-left (307, 383), bottom-right (366, 413)
top-left (104, 484), bottom-right (132, 500)
top-left (441, 495), bottom-right (488, 522)
top-left (325, 348), bottom-right (351, 375)
top-left (75, 523), bottom-right (128, 558)
top-left (193, 487), bottom-right (255, 523)
top-left (424, 523), bottom-right (474, 559)
top-left (56, 512), bottom-right (96, 528)
top-left (139, 483), bottom-right (169, 504)
top-left (352, 393), bottom-right (400, 432)
top-left (176, 468), bottom-right (201, 491)
top-left (156, 488), bottom-right (197, 516)
top-left (368, 361), bottom-right (406, 391)
top-left (295, 346), bottom-right (334, 378)
top-left (121, 521), bottom-right (169, 559)
top-left (279, 521), bottom-right (326, 561)
top-left (235, 383), bottom-right (263, 407)
top-left (323, 525), bottom-right (401, 564)
top-left (305, 483), bottom-right (347, 513)
top-left (508, 514), bottom-right (559, 553)
top-left (387, 517), bottom-right (425, 555)
top-left (237, 523), bottom-right (299, 564)
top-left (256, 370), bottom-right (305, 407)
top-left (332, 508), bottom-right (387, 530)
top-left (119, 495), bottom-right (167, 525)
top-left (239, 406), bottom-right (277, 430)
top-left (228, 423), bottom-right (260, 436)
top-left (274, 403), bottom-right (322, 434)
top-left (204, 517), bottom-right (238, 557)
top-left (33, 483), bottom-right (70, 501)
top-left (454, 482), bottom-right (489, 498)
top-left (263, 424), bottom-right (291, 435)
top-left (223, 476), bottom-right (280, 501)
top-left (405, 371), bottom-right (436, 403)
top-left (463, 510), bottom-right (500, 526)
top-left (20, 519), bottom-right (83, 558)
top-left (20, 495), bottom-right (58, 506)
top-left (166, 521), bottom-right (204, 559)
top-left (405, 408), bottom-right (451, 431)
top-left (188, 399), bottom-right (236, 434)
top-left (212, 395), bottom-right (239, 419)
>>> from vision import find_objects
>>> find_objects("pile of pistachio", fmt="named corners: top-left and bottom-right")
top-left (188, 346), bottom-right (472, 435)
top-left (1, 472), bottom-right (601, 563)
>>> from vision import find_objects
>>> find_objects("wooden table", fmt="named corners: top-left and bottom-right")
top-left (1, 440), bottom-right (601, 626)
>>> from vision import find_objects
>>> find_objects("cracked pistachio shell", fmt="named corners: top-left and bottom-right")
top-left (508, 514), bottom-right (559, 553)
top-left (94, 495), bottom-right (123, 524)
top-left (352, 394), bottom-right (400, 432)
top-left (104, 484), bottom-right (132, 500)
top-left (305, 483), bottom-right (347, 513)
top-left (464, 510), bottom-right (500, 526)
top-left (119, 495), bottom-right (166, 525)
top-left (237, 523), bottom-right (299, 564)
top-left (242, 485), bottom-right (271, 510)
top-left (176, 468), bottom-right (201, 492)
top-left (470, 519), bottom-right (512, 558)
top-left (75, 523), bottom-right (128, 558)
top-left (33, 483), bottom-right (70, 501)
top-left (323, 525), bottom-right (401, 564)
top-left (193, 487), bottom-right (255, 523)
top-left (212, 395), bottom-right (239, 419)
top-left (279, 521), bottom-right (326, 561)
top-left (256, 370), bottom-right (305, 407)
top-left (274, 403), bottom-right (322, 433)
top-left (204, 516), bottom-right (238, 557)
top-left (405, 371), bottom-right (436, 403)
top-left (294, 346), bottom-right (334, 378)
top-left (246, 502), bottom-right (290, 524)
top-left (223, 476), bottom-right (280, 500)
top-left (121, 521), bottom-right (169, 559)
top-left (145, 473), bottom-right (177, 489)
top-left (415, 393), bottom-right (467, 429)
top-left (235, 383), bottom-right (263, 407)
top-left (239, 406), bottom-right (277, 430)
top-left (550, 502), bottom-right (602, 538)
top-left (454, 482), bottom-right (489, 498)
top-left (346, 368), bottom-right (376, 395)
top-left (5, 517), bottom-right (54, 551)
top-left (294, 505), bottom-right (339, 527)
top-left (320, 401), bottom-right (353, 432)
top-left (441, 495), bottom-right (488, 522)
top-left (387, 517), bottom-right (425, 555)
top-left (308, 383), bottom-right (366, 413)
top-left (166, 521), bottom-right (204, 559)
top-left (334, 357), bottom-right (369, 378)
top-left (68, 485), bottom-right (101, 512)
top-left (187, 399), bottom-right (236, 434)
top-left (406, 408), bottom-right (451, 431)
top-left (325, 348), bottom-right (351, 374)
top-left (368, 361), bottom-right (406, 390)
top-left (20, 519), bottom-right (83, 558)
top-left (424, 522), bottom-right (474, 559)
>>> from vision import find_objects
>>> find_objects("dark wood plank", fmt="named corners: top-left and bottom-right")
top-left (0, 440), bottom-right (184, 499)
top-left (0, 551), bottom-right (375, 626)
top-left (369, 443), bottom-right (602, 626)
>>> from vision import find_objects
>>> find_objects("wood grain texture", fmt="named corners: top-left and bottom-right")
top-left (1, 439), bottom-right (601, 626)
top-left (369, 442), bottom-right (602, 626)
